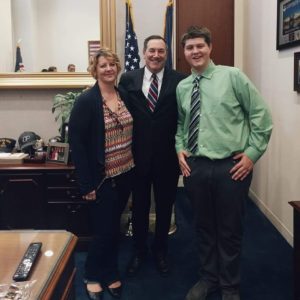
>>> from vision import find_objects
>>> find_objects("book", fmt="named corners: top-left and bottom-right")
top-left (0, 153), bottom-right (29, 164)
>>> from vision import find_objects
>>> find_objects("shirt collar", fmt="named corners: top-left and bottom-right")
top-left (144, 66), bottom-right (164, 82)
top-left (191, 60), bottom-right (216, 80)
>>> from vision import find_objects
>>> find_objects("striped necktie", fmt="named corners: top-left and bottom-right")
top-left (147, 73), bottom-right (158, 112)
top-left (188, 75), bottom-right (201, 154)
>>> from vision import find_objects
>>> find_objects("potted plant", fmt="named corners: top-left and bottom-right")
top-left (52, 91), bottom-right (82, 140)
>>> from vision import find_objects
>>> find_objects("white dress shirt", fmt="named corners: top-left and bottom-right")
top-left (142, 67), bottom-right (164, 98)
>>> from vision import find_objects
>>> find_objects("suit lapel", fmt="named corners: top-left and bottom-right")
top-left (134, 68), bottom-right (153, 114)
top-left (134, 68), bottom-right (148, 103)
top-left (134, 68), bottom-right (144, 92)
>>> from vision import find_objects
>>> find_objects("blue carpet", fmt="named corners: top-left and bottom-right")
top-left (74, 188), bottom-right (293, 300)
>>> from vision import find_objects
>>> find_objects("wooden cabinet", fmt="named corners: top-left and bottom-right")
top-left (0, 173), bottom-right (44, 229)
top-left (45, 171), bottom-right (92, 246)
top-left (0, 163), bottom-right (92, 249)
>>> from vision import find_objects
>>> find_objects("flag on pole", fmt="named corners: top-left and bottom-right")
top-left (124, 0), bottom-right (140, 72)
top-left (14, 46), bottom-right (25, 72)
top-left (164, 0), bottom-right (174, 69)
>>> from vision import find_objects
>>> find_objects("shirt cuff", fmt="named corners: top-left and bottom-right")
top-left (175, 144), bottom-right (185, 153)
top-left (244, 147), bottom-right (262, 163)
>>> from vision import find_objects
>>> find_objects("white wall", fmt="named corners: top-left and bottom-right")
top-left (240, 0), bottom-right (299, 245)
top-left (5, 0), bottom-right (99, 72)
top-left (0, 0), bottom-right (13, 71)
top-left (12, 0), bottom-right (38, 72)
top-left (0, 89), bottom-right (82, 143)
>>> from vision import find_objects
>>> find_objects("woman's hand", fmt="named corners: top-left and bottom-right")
top-left (177, 150), bottom-right (191, 177)
top-left (230, 153), bottom-right (254, 181)
top-left (83, 190), bottom-right (96, 201)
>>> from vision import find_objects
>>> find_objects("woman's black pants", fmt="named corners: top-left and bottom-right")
top-left (85, 170), bottom-right (133, 285)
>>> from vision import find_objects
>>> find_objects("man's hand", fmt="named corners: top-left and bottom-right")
top-left (230, 153), bottom-right (254, 181)
top-left (177, 150), bottom-right (191, 177)
top-left (83, 190), bottom-right (96, 201)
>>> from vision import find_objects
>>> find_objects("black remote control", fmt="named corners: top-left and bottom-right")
top-left (12, 242), bottom-right (42, 281)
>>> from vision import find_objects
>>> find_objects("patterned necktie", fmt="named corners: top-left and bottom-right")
top-left (147, 73), bottom-right (158, 112)
top-left (188, 75), bottom-right (201, 154)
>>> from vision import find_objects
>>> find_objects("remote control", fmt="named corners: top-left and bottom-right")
top-left (12, 242), bottom-right (42, 281)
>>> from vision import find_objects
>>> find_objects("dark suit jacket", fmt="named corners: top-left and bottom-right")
top-left (119, 67), bottom-right (186, 176)
top-left (68, 82), bottom-right (127, 195)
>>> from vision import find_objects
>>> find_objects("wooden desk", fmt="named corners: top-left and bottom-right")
top-left (0, 164), bottom-right (92, 250)
top-left (0, 230), bottom-right (77, 300)
top-left (289, 201), bottom-right (300, 300)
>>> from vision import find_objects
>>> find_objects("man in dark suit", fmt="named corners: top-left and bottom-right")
top-left (119, 35), bottom-right (185, 277)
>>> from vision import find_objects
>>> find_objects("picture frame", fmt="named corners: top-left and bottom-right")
top-left (277, 0), bottom-right (300, 50)
top-left (294, 52), bottom-right (300, 91)
top-left (46, 142), bottom-right (69, 164)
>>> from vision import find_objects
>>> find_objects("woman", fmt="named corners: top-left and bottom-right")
top-left (69, 48), bottom-right (134, 300)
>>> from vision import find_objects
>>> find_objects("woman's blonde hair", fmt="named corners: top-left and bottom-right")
top-left (89, 48), bottom-right (121, 79)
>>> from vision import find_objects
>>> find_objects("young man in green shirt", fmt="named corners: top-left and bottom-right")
top-left (176, 26), bottom-right (273, 300)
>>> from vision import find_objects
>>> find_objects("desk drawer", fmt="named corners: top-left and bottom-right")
top-left (46, 187), bottom-right (81, 202)
top-left (46, 172), bottom-right (78, 187)
top-left (46, 202), bottom-right (91, 235)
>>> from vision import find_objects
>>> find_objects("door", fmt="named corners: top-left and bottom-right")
top-left (176, 0), bottom-right (234, 74)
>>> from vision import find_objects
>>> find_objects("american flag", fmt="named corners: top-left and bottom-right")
top-left (15, 45), bottom-right (25, 72)
top-left (124, 0), bottom-right (140, 72)
top-left (164, 0), bottom-right (174, 69)
top-left (88, 40), bottom-right (101, 58)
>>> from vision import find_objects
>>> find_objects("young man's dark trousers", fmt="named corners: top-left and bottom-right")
top-left (184, 156), bottom-right (252, 291)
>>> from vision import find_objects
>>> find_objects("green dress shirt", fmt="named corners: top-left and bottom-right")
top-left (175, 61), bottom-right (273, 163)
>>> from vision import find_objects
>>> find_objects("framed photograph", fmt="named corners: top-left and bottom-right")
top-left (46, 142), bottom-right (69, 164)
top-left (277, 0), bottom-right (300, 50)
top-left (294, 52), bottom-right (300, 91)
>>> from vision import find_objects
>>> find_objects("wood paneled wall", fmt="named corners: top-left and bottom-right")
top-left (176, 0), bottom-right (234, 74)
